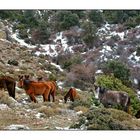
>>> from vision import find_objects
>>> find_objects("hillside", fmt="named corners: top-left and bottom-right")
top-left (0, 10), bottom-right (140, 130)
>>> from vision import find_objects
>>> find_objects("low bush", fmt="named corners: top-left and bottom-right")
top-left (37, 106), bottom-right (61, 117)
top-left (70, 108), bottom-right (140, 130)
top-left (102, 60), bottom-right (131, 86)
top-left (69, 98), bottom-right (91, 110)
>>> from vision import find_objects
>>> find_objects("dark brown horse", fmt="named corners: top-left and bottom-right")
top-left (94, 85), bottom-right (131, 113)
top-left (0, 76), bottom-right (16, 99)
top-left (64, 88), bottom-right (79, 103)
top-left (18, 75), bottom-right (56, 103)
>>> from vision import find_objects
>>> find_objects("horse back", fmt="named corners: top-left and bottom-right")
top-left (44, 81), bottom-right (57, 92)
top-left (25, 81), bottom-right (51, 95)
top-left (102, 90), bottom-right (130, 109)
top-left (68, 88), bottom-right (78, 98)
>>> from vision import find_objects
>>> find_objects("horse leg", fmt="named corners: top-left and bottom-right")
top-left (48, 93), bottom-right (51, 102)
top-left (51, 90), bottom-right (55, 102)
top-left (43, 93), bottom-right (49, 102)
top-left (43, 89), bottom-right (50, 102)
top-left (64, 95), bottom-right (67, 103)
top-left (9, 83), bottom-right (16, 99)
top-left (6, 83), bottom-right (15, 99)
top-left (43, 94), bottom-right (46, 102)
top-left (124, 97), bottom-right (131, 114)
top-left (70, 93), bottom-right (74, 102)
top-left (29, 94), bottom-right (37, 103)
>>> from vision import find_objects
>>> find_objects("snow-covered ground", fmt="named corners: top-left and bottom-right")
top-left (8, 22), bottom-right (140, 79)
top-left (11, 30), bottom-right (74, 57)
top-left (12, 32), bottom-right (36, 49)
top-left (128, 51), bottom-right (140, 64)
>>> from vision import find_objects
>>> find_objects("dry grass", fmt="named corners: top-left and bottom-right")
top-left (37, 106), bottom-right (61, 117)
top-left (0, 109), bottom-right (20, 129)
top-left (0, 90), bottom-right (18, 107)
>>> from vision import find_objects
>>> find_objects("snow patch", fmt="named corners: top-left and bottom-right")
top-left (128, 51), bottom-right (140, 63)
top-left (44, 70), bottom-right (52, 74)
top-left (137, 91), bottom-right (140, 95)
top-left (110, 31), bottom-right (125, 40)
top-left (95, 69), bottom-right (103, 74)
top-left (11, 32), bottom-right (36, 48)
top-left (134, 78), bottom-right (138, 85)
top-left (50, 62), bottom-right (64, 72)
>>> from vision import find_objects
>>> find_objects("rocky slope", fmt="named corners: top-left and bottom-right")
top-left (0, 18), bottom-right (140, 130)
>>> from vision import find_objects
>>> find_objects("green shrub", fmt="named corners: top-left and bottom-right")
top-left (54, 11), bottom-right (79, 31)
top-left (88, 10), bottom-right (104, 27)
top-left (96, 75), bottom-right (140, 115)
top-left (70, 108), bottom-right (139, 130)
top-left (63, 54), bottom-right (83, 70)
top-left (18, 29), bottom-right (29, 39)
top-left (81, 20), bottom-right (97, 49)
top-left (102, 60), bottom-right (131, 86)
top-left (69, 97), bottom-right (92, 110)
top-left (48, 74), bottom-right (57, 81)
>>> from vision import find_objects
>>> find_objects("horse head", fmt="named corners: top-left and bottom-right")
top-left (94, 84), bottom-right (108, 100)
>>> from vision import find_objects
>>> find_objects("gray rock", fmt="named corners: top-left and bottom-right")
top-left (5, 124), bottom-right (30, 130)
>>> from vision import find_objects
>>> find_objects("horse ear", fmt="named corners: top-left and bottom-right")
top-left (18, 75), bottom-right (23, 79)
top-left (24, 75), bottom-right (29, 79)
top-left (94, 83), bottom-right (98, 90)
top-left (26, 75), bottom-right (30, 79)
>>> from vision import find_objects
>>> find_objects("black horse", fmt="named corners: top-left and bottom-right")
top-left (94, 85), bottom-right (131, 113)
top-left (0, 76), bottom-right (16, 99)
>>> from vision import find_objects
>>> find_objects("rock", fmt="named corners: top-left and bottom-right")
top-left (8, 59), bottom-right (19, 66)
top-left (35, 112), bottom-right (45, 119)
top-left (0, 104), bottom-right (10, 110)
top-left (5, 124), bottom-right (30, 130)
top-left (55, 126), bottom-right (70, 130)
top-left (76, 111), bottom-right (83, 115)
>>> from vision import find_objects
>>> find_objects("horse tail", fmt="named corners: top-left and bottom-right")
top-left (125, 97), bottom-right (131, 114)
top-left (52, 81), bottom-right (58, 90)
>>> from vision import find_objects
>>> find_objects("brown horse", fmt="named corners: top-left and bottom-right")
top-left (64, 88), bottom-right (79, 103)
top-left (94, 85), bottom-right (131, 113)
top-left (18, 75), bottom-right (53, 103)
top-left (37, 76), bottom-right (57, 102)
top-left (0, 76), bottom-right (16, 99)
